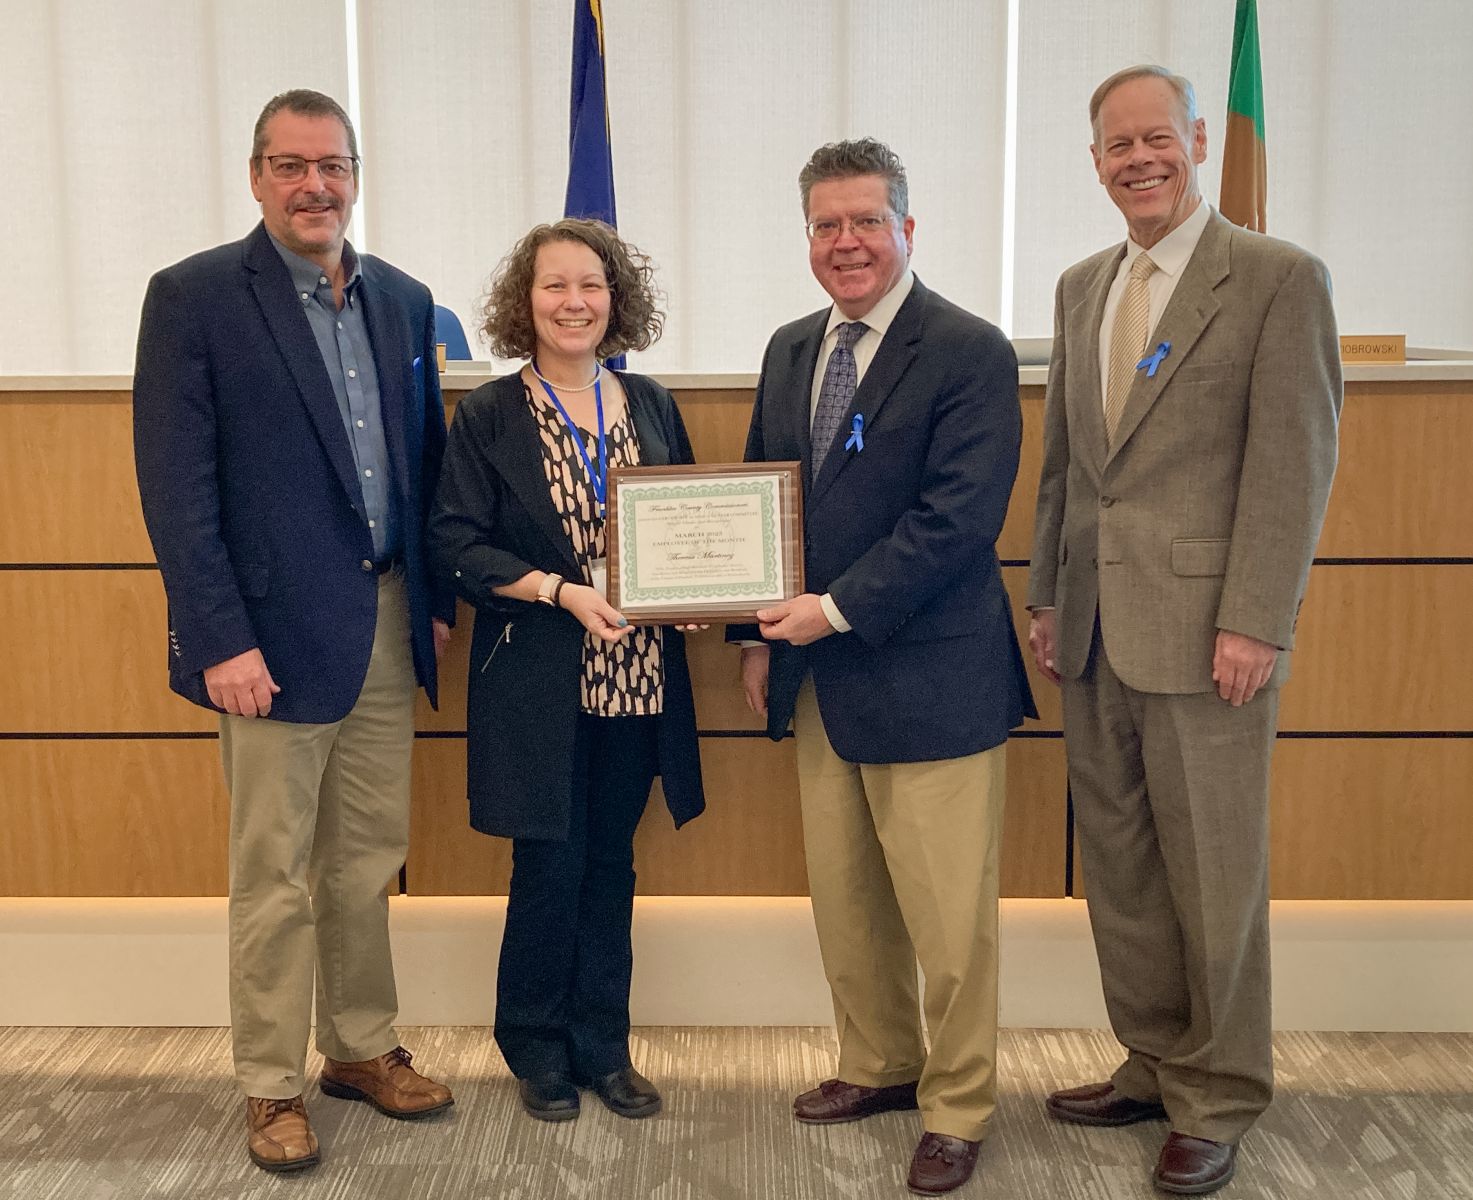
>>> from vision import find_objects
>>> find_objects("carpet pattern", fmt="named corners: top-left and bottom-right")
top-left (3, 1026), bottom-right (1470, 1199)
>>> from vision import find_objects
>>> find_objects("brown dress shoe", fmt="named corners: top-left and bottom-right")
top-left (1046, 1080), bottom-right (1168, 1127)
top-left (907, 1132), bottom-right (980, 1195)
top-left (1154, 1132), bottom-right (1237, 1195)
top-left (793, 1078), bottom-right (920, 1124)
top-left (320, 1045), bottom-right (454, 1119)
top-left (246, 1095), bottom-right (319, 1172)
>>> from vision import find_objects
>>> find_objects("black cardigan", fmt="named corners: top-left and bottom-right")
top-left (429, 370), bottom-right (706, 840)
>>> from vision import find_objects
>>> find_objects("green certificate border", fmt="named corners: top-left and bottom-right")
top-left (619, 478), bottom-right (781, 604)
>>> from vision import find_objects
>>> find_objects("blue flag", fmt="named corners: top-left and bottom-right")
top-left (565, 0), bottom-right (617, 227)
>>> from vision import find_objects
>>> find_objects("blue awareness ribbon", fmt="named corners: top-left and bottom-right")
top-left (845, 413), bottom-right (864, 452)
top-left (535, 366), bottom-right (607, 515)
top-left (1137, 341), bottom-right (1171, 378)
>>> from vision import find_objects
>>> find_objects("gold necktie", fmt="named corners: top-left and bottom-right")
top-left (1104, 252), bottom-right (1158, 448)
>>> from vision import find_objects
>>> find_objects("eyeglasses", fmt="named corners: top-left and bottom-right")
top-left (805, 213), bottom-right (896, 241)
top-left (261, 154), bottom-right (359, 183)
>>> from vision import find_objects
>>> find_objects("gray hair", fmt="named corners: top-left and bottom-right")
top-left (798, 137), bottom-right (909, 217)
top-left (251, 89), bottom-right (358, 164)
top-left (1089, 65), bottom-right (1198, 142)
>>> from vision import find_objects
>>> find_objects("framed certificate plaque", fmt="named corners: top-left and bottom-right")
top-left (605, 462), bottom-right (804, 623)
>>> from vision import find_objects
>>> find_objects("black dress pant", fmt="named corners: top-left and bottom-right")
top-left (495, 713), bottom-right (659, 1079)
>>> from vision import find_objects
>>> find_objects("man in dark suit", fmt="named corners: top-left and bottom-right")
top-left (732, 138), bottom-right (1035, 1195)
top-left (133, 89), bottom-right (455, 1173)
top-left (1028, 66), bottom-right (1340, 1195)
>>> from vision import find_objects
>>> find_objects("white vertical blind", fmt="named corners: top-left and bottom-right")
top-left (357, 0), bottom-right (1009, 374)
top-left (1, 0), bottom-right (1468, 373)
top-left (0, 0), bottom-right (349, 374)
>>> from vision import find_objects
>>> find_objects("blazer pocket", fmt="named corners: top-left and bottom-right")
top-left (1170, 539), bottom-right (1230, 577)
top-left (1172, 360), bottom-right (1231, 385)
top-left (233, 562), bottom-right (269, 598)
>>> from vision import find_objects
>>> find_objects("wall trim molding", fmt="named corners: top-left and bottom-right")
top-left (5, 897), bottom-right (1470, 1031)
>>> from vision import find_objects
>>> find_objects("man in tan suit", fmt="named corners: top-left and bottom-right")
top-left (1027, 66), bottom-right (1341, 1195)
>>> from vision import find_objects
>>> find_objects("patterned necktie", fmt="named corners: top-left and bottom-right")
top-left (811, 320), bottom-right (867, 476)
top-left (1104, 252), bottom-right (1159, 448)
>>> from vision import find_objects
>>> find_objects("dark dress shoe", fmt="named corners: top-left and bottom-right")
top-left (1046, 1080), bottom-right (1168, 1127)
top-left (587, 1066), bottom-right (662, 1119)
top-left (907, 1132), bottom-right (980, 1195)
top-left (1154, 1132), bottom-right (1237, 1195)
top-left (518, 1074), bottom-right (580, 1122)
top-left (793, 1078), bottom-right (920, 1124)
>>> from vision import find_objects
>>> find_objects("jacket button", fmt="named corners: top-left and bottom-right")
top-left (1100, 495), bottom-right (1116, 507)
top-left (361, 559), bottom-right (374, 572)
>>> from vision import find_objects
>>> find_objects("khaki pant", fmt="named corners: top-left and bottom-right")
top-left (1062, 629), bottom-right (1277, 1143)
top-left (793, 679), bottom-right (1006, 1143)
top-left (220, 570), bottom-right (416, 1099)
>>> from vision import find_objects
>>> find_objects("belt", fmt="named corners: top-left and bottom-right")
top-left (363, 556), bottom-right (401, 576)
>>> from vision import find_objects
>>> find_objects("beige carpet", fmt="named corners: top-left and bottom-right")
top-left (3, 1026), bottom-right (1470, 1199)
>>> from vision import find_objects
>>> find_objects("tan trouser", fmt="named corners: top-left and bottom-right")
top-left (793, 679), bottom-right (1006, 1143)
top-left (1061, 629), bottom-right (1277, 1142)
top-left (220, 570), bottom-right (416, 1099)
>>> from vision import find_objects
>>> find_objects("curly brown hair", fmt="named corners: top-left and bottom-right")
top-left (478, 219), bottom-right (664, 360)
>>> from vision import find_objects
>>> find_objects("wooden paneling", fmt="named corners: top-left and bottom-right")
top-left (1317, 384), bottom-right (1473, 558)
top-left (408, 732), bottom-right (1065, 898)
top-left (0, 570), bottom-right (212, 733)
top-left (1001, 737), bottom-right (1069, 898)
top-left (1271, 739), bottom-right (1473, 899)
top-left (4, 380), bottom-right (1469, 902)
top-left (405, 738), bottom-right (511, 895)
top-left (0, 740), bottom-right (229, 895)
top-left (1005, 565), bottom-right (1063, 730)
top-left (0, 396), bottom-right (155, 563)
top-left (1000, 387), bottom-right (1046, 561)
top-left (1283, 565), bottom-right (1473, 731)
top-left (1068, 739), bottom-right (1473, 902)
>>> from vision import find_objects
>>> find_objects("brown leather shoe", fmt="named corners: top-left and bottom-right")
top-left (907, 1132), bottom-right (980, 1195)
top-left (319, 1045), bottom-right (454, 1119)
top-left (1046, 1080), bottom-right (1168, 1127)
top-left (246, 1095), bottom-right (319, 1172)
top-left (1153, 1132), bottom-right (1237, 1195)
top-left (793, 1078), bottom-right (920, 1124)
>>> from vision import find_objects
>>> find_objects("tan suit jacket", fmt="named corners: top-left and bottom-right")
top-left (1028, 210), bottom-right (1342, 693)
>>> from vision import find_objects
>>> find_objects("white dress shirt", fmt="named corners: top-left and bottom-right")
top-left (1097, 200), bottom-right (1212, 411)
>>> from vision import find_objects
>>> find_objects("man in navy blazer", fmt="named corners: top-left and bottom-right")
top-left (732, 139), bottom-right (1035, 1195)
top-left (133, 90), bottom-right (454, 1172)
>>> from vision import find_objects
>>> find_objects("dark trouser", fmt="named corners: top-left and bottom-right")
top-left (495, 713), bottom-right (659, 1080)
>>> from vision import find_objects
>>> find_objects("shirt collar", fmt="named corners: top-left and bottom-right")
top-left (824, 268), bottom-right (915, 341)
top-left (268, 232), bottom-right (363, 305)
top-left (1125, 200), bottom-right (1211, 279)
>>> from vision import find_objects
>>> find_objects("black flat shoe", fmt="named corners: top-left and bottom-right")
top-left (587, 1066), bottom-right (662, 1119)
top-left (518, 1074), bottom-right (580, 1122)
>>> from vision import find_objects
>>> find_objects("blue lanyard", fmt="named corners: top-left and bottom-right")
top-left (535, 367), bottom-right (607, 516)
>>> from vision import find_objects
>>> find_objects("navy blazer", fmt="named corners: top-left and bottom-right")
top-left (428, 371), bottom-right (705, 841)
top-left (732, 277), bottom-right (1037, 763)
top-left (133, 221), bottom-right (452, 724)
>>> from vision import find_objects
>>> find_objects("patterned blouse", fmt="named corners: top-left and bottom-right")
top-left (527, 382), bottom-right (664, 717)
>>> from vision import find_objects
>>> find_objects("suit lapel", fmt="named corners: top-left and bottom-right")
top-left (357, 268), bottom-right (413, 504)
top-left (1073, 247), bottom-right (1124, 474)
top-left (486, 378), bottom-right (583, 578)
top-left (1106, 213), bottom-right (1229, 464)
top-left (808, 280), bottom-right (923, 506)
top-left (243, 224), bottom-right (361, 508)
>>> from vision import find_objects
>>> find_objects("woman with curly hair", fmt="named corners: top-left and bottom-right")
top-left (429, 219), bottom-right (705, 1122)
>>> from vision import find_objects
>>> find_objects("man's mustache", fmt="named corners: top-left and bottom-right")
top-left (288, 194), bottom-right (342, 213)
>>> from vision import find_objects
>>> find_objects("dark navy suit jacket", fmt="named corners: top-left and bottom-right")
top-left (133, 221), bottom-right (452, 724)
top-left (732, 277), bottom-right (1037, 763)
